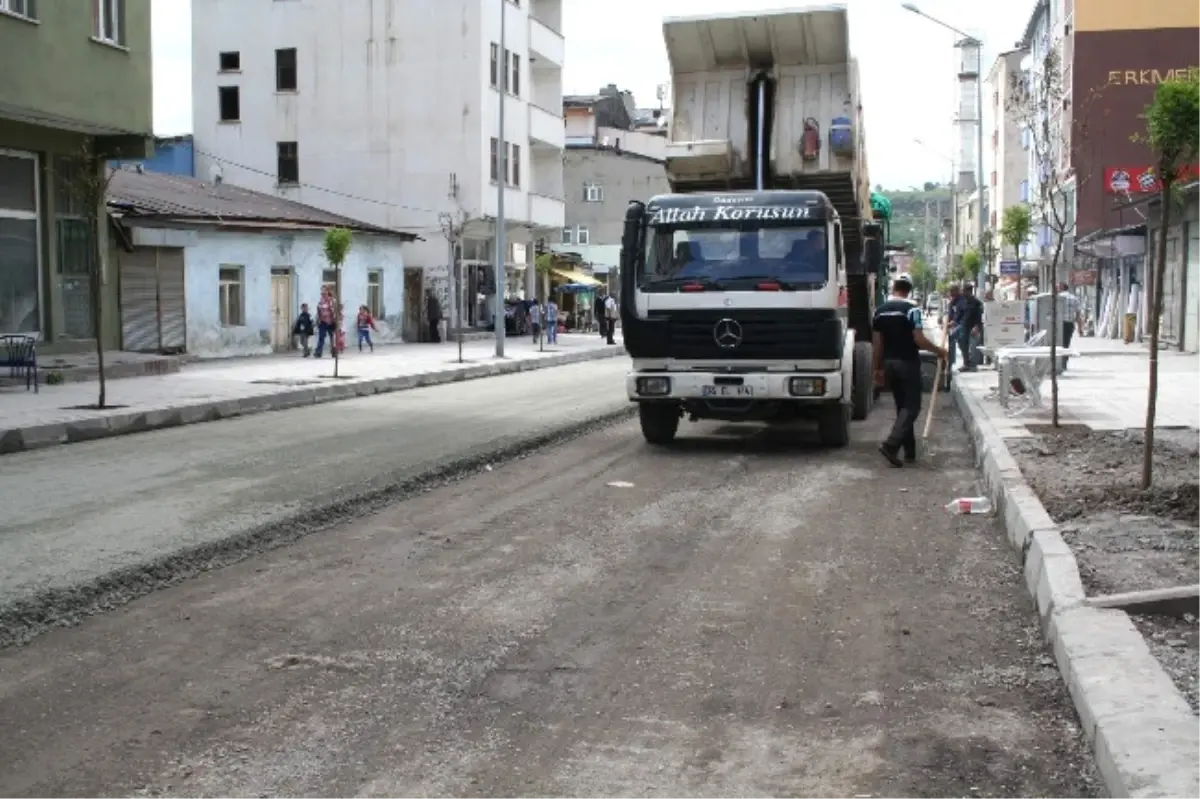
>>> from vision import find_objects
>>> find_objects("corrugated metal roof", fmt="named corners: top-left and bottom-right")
top-left (106, 168), bottom-right (416, 239)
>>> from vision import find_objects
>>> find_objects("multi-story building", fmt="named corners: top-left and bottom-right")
top-left (191, 0), bottom-right (566, 337)
top-left (0, 0), bottom-right (153, 350)
top-left (1018, 0), bottom-right (1198, 337)
top-left (986, 49), bottom-right (1030, 278)
top-left (553, 89), bottom-right (667, 285)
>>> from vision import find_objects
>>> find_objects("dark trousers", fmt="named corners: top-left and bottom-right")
top-left (315, 323), bottom-right (335, 356)
top-left (957, 325), bottom-right (976, 369)
top-left (1060, 322), bottom-right (1075, 370)
top-left (883, 359), bottom-right (923, 458)
top-left (428, 320), bottom-right (441, 343)
top-left (604, 317), bottom-right (615, 344)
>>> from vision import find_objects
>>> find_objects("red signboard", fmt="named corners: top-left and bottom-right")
top-left (1105, 164), bottom-right (1200, 194)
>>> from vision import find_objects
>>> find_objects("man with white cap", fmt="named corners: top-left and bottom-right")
top-left (872, 273), bottom-right (949, 467)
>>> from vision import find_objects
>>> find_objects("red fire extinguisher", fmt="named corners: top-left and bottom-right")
top-left (801, 118), bottom-right (821, 161)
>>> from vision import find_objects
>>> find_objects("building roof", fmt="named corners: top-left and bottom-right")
top-left (106, 168), bottom-right (417, 239)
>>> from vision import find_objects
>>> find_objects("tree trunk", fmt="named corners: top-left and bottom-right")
top-left (91, 216), bottom-right (107, 408)
top-left (333, 268), bottom-right (342, 378)
top-left (1141, 184), bottom-right (1172, 489)
top-left (1048, 235), bottom-right (1066, 427)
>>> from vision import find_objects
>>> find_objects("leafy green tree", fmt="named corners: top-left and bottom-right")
top-left (323, 227), bottom-right (353, 377)
top-left (999, 204), bottom-right (1032, 276)
top-left (1138, 73), bottom-right (1199, 488)
top-left (909, 257), bottom-right (936, 297)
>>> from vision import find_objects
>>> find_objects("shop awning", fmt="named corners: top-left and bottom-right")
top-left (550, 268), bottom-right (603, 286)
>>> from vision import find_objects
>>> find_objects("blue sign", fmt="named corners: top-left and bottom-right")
top-left (999, 260), bottom-right (1021, 276)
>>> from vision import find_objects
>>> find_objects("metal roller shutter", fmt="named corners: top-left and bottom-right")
top-left (157, 248), bottom-right (187, 352)
top-left (120, 248), bottom-right (159, 352)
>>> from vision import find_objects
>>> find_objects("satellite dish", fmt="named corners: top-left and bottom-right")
top-left (209, 163), bottom-right (224, 186)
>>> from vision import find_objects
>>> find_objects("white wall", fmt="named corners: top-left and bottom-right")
top-left (181, 228), bottom-right (407, 358)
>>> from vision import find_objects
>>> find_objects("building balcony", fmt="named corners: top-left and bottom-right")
top-left (529, 105), bottom-right (565, 150)
top-left (529, 17), bottom-right (564, 68)
top-left (528, 192), bottom-right (565, 230)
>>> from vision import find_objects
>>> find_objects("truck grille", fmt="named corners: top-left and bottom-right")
top-left (663, 310), bottom-right (843, 360)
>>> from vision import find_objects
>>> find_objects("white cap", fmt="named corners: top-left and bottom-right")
top-left (893, 273), bottom-right (914, 288)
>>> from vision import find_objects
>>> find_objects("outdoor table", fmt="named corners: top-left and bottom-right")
top-left (989, 346), bottom-right (1080, 414)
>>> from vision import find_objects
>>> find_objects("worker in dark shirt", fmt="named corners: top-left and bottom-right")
top-left (957, 283), bottom-right (984, 371)
top-left (872, 273), bottom-right (949, 467)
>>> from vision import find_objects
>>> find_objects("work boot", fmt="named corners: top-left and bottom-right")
top-left (878, 444), bottom-right (904, 468)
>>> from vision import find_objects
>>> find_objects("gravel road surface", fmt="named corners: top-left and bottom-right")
top-left (0, 393), bottom-right (1099, 797)
top-left (0, 359), bottom-right (633, 646)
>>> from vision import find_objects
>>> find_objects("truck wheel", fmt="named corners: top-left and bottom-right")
top-left (818, 403), bottom-right (850, 448)
top-left (639, 403), bottom-right (680, 445)
top-left (851, 341), bottom-right (873, 420)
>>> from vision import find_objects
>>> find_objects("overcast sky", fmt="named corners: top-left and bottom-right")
top-left (151, 0), bottom-right (1033, 190)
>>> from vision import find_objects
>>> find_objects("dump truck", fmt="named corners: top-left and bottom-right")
top-left (619, 4), bottom-right (885, 446)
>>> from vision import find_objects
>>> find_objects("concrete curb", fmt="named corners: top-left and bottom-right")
top-left (0, 346), bottom-right (626, 456)
top-left (952, 380), bottom-right (1200, 798)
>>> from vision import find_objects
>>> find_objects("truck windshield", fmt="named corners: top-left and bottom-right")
top-left (640, 222), bottom-right (829, 290)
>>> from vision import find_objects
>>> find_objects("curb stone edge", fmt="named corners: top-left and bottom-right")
top-left (951, 380), bottom-right (1199, 798)
top-left (0, 347), bottom-right (627, 456)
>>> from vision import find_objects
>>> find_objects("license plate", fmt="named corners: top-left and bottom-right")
top-left (701, 384), bottom-right (755, 398)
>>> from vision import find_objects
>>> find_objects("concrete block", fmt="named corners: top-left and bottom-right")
top-left (178, 403), bottom-right (216, 425)
top-left (64, 415), bottom-right (114, 443)
top-left (1029, 533), bottom-right (1086, 624)
top-left (1003, 483), bottom-right (1055, 552)
top-left (141, 408), bottom-right (185, 431)
top-left (12, 423), bottom-right (68, 453)
top-left (1050, 606), bottom-right (1198, 797)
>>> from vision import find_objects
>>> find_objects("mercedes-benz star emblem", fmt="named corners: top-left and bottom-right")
top-left (713, 318), bottom-right (743, 349)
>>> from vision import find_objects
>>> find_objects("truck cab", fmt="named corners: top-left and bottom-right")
top-left (620, 190), bottom-right (862, 447)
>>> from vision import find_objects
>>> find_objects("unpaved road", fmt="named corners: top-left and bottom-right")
top-left (0, 398), bottom-right (1099, 797)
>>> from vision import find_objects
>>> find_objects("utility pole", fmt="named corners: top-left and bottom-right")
top-left (439, 205), bottom-right (467, 364)
top-left (493, 0), bottom-right (507, 358)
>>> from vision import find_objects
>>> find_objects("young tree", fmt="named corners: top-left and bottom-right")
top-left (999, 203), bottom-right (1033, 276)
top-left (1007, 49), bottom-right (1096, 426)
top-left (323, 227), bottom-right (353, 378)
top-left (909, 257), bottom-right (936, 298)
top-left (955, 248), bottom-right (981, 285)
top-left (1137, 73), bottom-right (1199, 489)
top-left (57, 140), bottom-right (118, 408)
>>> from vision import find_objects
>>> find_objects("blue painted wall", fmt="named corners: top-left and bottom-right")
top-left (110, 137), bottom-right (195, 177)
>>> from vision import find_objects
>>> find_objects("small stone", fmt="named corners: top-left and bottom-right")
top-left (901, 627), bottom-right (911, 635)
top-left (1165, 638), bottom-right (1188, 648)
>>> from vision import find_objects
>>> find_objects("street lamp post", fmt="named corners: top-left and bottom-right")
top-left (902, 3), bottom-right (986, 289)
top-left (493, 0), bottom-right (507, 358)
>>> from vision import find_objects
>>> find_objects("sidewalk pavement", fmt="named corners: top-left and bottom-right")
top-left (0, 333), bottom-right (626, 455)
top-left (953, 336), bottom-right (1199, 437)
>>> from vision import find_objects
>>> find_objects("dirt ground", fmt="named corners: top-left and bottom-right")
top-left (0, 403), bottom-right (1101, 798)
top-left (1009, 424), bottom-right (1199, 718)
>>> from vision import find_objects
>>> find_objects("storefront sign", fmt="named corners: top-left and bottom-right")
top-left (1106, 66), bottom-right (1199, 86)
top-left (984, 300), bottom-right (1025, 348)
top-left (1070, 269), bottom-right (1098, 287)
top-left (998, 260), bottom-right (1021, 276)
top-left (1105, 164), bottom-right (1200, 194)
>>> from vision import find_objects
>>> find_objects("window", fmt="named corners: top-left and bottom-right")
top-left (94, 0), bottom-right (125, 46)
top-left (218, 86), bottom-right (240, 122)
top-left (561, 227), bottom-right (573, 245)
top-left (218, 267), bottom-right (244, 326)
top-left (275, 48), bottom-right (297, 91)
top-left (277, 141), bottom-right (299, 184)
top-left (489, 43), bottom-right (499, 88)
top-left (321, 269), bottom-right (338, 293)
top-left (53, 157), bottom-right (96, 337)
top-left (1, 0), bottom-right (37, 20)
top-left (0, 150), bottom-right (41, 335)
top-left (218, 51), bottom-right (241, 72)
top-left (367, 270), bottom-right (383, 318)
top-left (490, 137), bottom-right (499, 182)
top-left (583, 182), bottom-right (604, 202)
top-left (509, 52), bottom-right (521, 96)
top-left (508, 143), bottom-right (521, 187)
top-left (576, 226), bottom-right (590, 245)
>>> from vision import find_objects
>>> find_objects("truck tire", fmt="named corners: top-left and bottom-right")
top-left (639, 403), bottom-right (680, 446)
top-left (818, 402), bottom-right (850, 448)
top-left (851, 341), bottom-right (873, 421)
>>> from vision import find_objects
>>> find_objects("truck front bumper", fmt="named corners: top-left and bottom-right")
top-left (626, 370), bottom-right (844, 402)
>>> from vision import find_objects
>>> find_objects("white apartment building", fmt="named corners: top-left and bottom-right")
top-left (986, 49), bottom-right (1029, 271)
top-left (191, 0), bottom-right (565, 335)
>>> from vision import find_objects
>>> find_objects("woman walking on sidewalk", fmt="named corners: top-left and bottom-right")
top-left (545, 297), bottom-right (559, 344)
top-left (356, 305), bottom-right (378, 352)
top-left (314, 287), bottom-right (336, 358)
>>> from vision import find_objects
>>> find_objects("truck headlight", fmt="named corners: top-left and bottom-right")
top-left (636, 376), bottom-right (671, 396)
top-left (788, 377), bottom-right (826, 396)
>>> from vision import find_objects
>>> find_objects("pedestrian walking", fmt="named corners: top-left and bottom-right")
top-left (1057, 282), bottom-right (1083, 371)
top-left (545, 297), bottom-right (559, 344)
top-left (292, 302), bottom-right (315, 357)
top-left (872, 273), bottom-right (948, 467)
top-left (529, 298), bottom-right (542, 342)
top-left (594, 291), bottom-right (607, 338)
top-left (425, 290), bottom-right (443, 343)
top-left (956, 284), bottom-right (984, 372)
top-left (313, 286), bottom-right (336, 358)
top-left (356, 305), bottom-right (378, 352)
top-left (603, 292), bottom-right (618, 345)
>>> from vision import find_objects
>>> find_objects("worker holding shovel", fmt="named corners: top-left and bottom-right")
top-left (872, 273), bottom-right (949, 467)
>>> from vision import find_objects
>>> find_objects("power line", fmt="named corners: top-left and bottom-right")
top-left (192, 147), bottom-right (448, 226)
